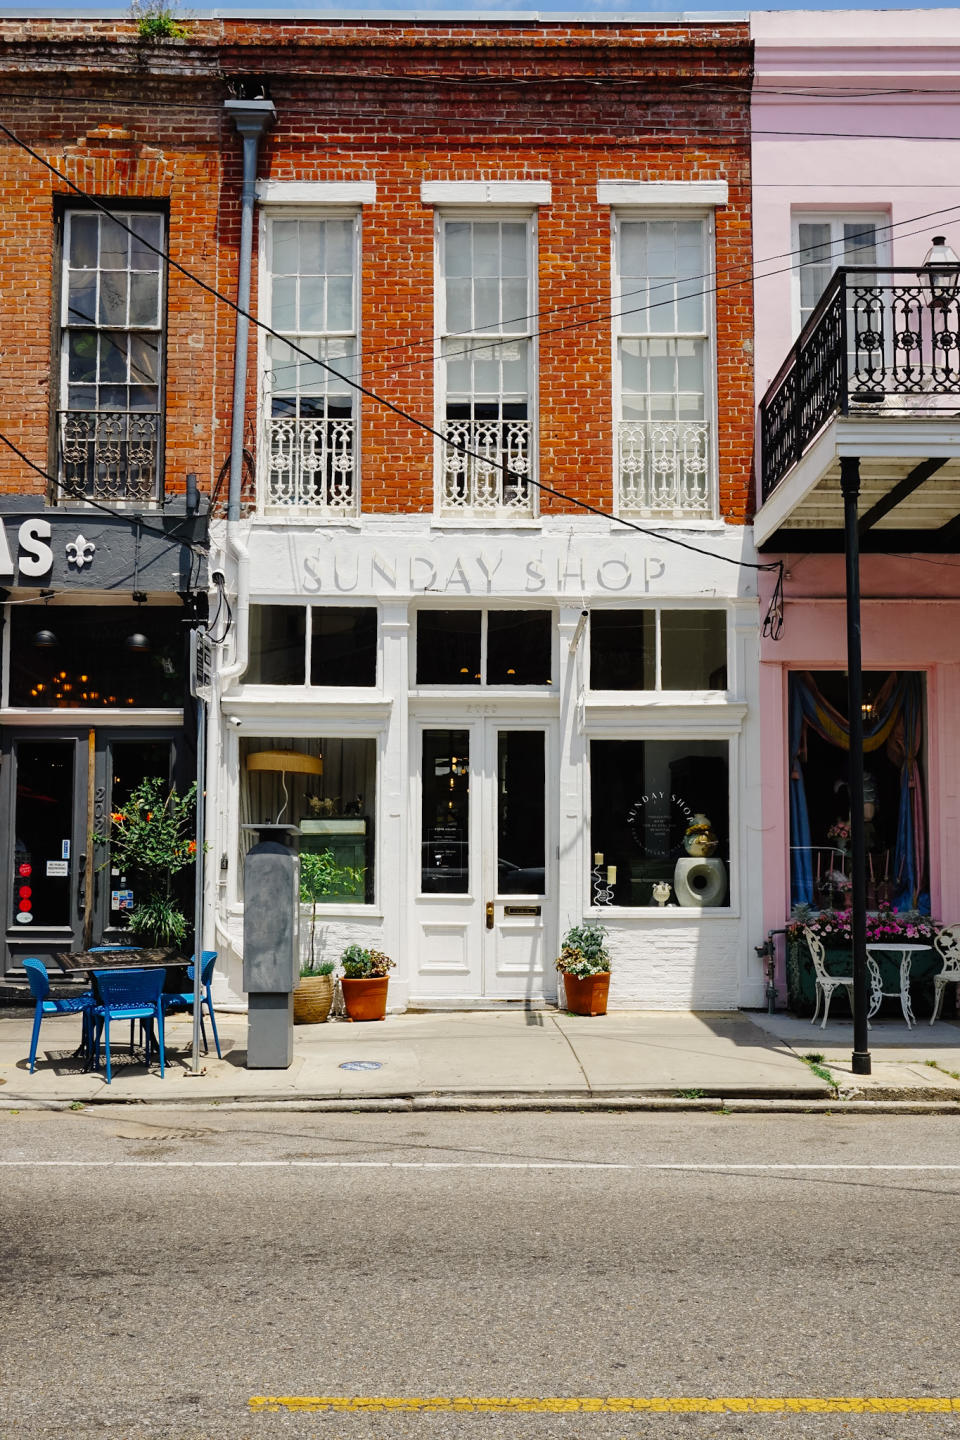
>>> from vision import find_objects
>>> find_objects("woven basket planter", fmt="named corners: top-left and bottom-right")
top-left (293, 973), bottom-right (335, 1024)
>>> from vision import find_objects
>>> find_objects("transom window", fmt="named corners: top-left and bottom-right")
top-left (247, 605), bottom-right (377, 688)
top-left (590, 609), bottom-right (727, 691)
top-left (59, 209), bottom-right (165, 504)
top-left (262, 213), bottom-right (359, 517)
top-left (438, 215), bottom-right (535, 517)
top-left (416, 610), bottom-right (551, 685)
top-left (615, 214), bottom-right (713, 519)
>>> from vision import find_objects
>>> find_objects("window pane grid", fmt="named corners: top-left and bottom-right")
top-left (615, 217), bottom-right (712, 519)
top-left (263, 216), bottom-right (359, 516)
top-left (59, 210), bottom-right (164, 502)
top-left (440, 217), bottom-right (534, 517)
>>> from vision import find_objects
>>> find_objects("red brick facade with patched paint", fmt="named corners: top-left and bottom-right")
top-left (0, 18), bottom-right (753, 521)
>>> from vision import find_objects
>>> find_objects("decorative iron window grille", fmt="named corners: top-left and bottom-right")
top-left (440, 418), bottom-right (532, 515)
top-left (760, 266), bottom-right (960, 502)
top-left (618, 419), bottom-right (711, 518)
top-left (59, 410), bottom-right (160, 503)
top-left (265, 414), bottom-right (357, 515)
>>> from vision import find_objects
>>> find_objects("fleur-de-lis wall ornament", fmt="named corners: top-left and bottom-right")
top-left (65, 534), bottom-right (95, 569)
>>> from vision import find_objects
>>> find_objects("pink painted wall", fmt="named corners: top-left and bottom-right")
top-left (758, 559), bottom-right (960, 990)
top-left (752, 10), bottom-right (960, 400)
top-left (752, 19), bottom-right (960, 992)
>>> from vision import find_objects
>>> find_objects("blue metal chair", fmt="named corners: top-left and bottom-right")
top-left (89, 947), bottom-right (141, 1051)
top-left (23, 957), bottom-right (93, 1074)
top-left (162, 951), bottom-right (221, 1058)
top-left (91, 969), bottom-right (166, 1084)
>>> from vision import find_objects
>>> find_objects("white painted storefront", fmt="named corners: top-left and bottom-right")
top-left (206, 516), bottom-right (766, 1011)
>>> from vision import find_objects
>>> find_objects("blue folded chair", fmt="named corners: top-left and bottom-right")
top-left (23, 957), bottom-right (93, 1074)
top-left (162, 951), bottom-right (221, 1058)
top-left (91, 968), bottom-right (166, 1084)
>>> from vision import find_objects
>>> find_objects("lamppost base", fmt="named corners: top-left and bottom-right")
top-left (852, 1051), bottom-right (872, 1076)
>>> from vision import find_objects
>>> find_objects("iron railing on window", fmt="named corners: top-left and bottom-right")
top-left (264, 414), bottom-right (357, 515)
top-left (440, 418), bottom-right (533, 516)
top-left (760, 267), bottom-right (960, 502)
top-left (59, 410), bottom-right (160, 503)
top-left (617, 419), bottom-right (712, 518)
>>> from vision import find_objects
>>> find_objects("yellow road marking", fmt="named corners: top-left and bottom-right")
top-left (249, 1396), bottom-right (960, 1415)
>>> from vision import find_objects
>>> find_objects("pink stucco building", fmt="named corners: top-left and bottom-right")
top-left (752, 10), bottom-right (960, 1013)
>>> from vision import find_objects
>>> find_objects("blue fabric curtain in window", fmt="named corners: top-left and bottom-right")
top-left (788, 671), bottom-right (925, 912)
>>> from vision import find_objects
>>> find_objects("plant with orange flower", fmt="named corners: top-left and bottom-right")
top-left (95, 777), bottom-right (198, 946)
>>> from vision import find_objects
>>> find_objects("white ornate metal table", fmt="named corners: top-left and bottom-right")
top-left (865, 943), bottom-right (930, 1027)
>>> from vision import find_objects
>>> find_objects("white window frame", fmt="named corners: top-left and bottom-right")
top-left (432, 207), bottom-right (540, 523)
top-left (610, 207), bottom-right (718, 523)
top-left (583, 724), bottom-right (741, 917)
top-left (790, 210), bottom-right (890, 338)
top-left (257, 205), bottom-right (362, 521)
top-left (587, 604), bottom-right (729, 696)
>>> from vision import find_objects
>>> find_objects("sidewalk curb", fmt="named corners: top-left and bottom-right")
top-left (5, 1092), bottom-right (960, 1113)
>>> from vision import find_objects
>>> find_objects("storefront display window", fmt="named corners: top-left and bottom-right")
top-left (416, 610), bottom-right (552, 686)
top-left (10, 606), bottom-right (184, 708)
top-left (239, 736), bottom-right (376, 904)
top-left (590, 738), bottom-right (729, 908)
top-left (788, 671), bottom-right (928, 913)
top-left (590, 609), bottom-right (726, 691)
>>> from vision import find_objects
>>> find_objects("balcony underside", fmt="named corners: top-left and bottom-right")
top-left (754, 416), bottom-right (960, 551)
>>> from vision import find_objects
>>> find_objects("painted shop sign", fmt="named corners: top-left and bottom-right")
top-left (302, 546), bottom-right (669, 596)
top-left (0, 518), bottom-right (54, 578)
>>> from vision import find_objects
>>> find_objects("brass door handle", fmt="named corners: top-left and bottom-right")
top-left (486, 901), bottom-right (494, 930)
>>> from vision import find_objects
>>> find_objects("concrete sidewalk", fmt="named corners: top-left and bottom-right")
top-left (3, 1003), bottom-right (960, 1109)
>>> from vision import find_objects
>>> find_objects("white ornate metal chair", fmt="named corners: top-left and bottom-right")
top-left (930, 924), bottom-right (960, 1024)
top-left (804, 926), bottom-right (855, 1029)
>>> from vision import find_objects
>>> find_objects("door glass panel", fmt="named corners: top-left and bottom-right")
top-left (421, 730), bottom-right (469, 893)
top-left (105, 741), bottom-right (172, 926)
top-left (13, 741), bottom-right (75, 927)
top-left (497, 731), bottom-right (545, 895)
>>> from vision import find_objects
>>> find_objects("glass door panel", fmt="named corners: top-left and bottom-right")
top-left (496, 730), bottom-right (545, 896)
top-left (12, 740), bottom-right (76, 929)
top-left (421, 729), bottom-right (470, 894)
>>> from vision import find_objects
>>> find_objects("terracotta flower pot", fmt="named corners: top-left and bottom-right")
top-left (293, 973), bottom-right (334, 1024)
top-left (562, 971), bottom-right (610, 1016)
top-left (341, 974), bottom-right (389, 1021)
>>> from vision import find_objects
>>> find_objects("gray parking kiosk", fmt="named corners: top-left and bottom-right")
top-left (242, 824), bottom-right (300, 1068)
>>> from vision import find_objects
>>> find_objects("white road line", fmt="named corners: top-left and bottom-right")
top-left (2, 1160), bottom-right (960, 1171)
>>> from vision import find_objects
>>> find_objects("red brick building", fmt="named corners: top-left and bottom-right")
top-left (0, 16), bottom-right (765, 1014)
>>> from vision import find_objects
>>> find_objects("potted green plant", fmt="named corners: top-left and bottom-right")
top-left (95, 777), bottom-right (198, 949)
top-left (556, 923), bottom-right (612, 1015)
top-left (339, 943), bottom-right (395, 1021)
top-left (294, 960), bottom-right (336, 1025)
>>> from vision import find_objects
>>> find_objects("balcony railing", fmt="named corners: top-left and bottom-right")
top-left (440, 418), bottom-right (533, 517)
top-left (59, 410), bottom-right (160, 503)
top-left (617, 419), bottom-right (712, 518)
top-left (760, 267), bottom-right (960, 502)
top-left (264, 415), bottom-right (357, 516)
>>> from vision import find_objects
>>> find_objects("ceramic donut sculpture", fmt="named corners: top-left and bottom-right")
top-left (673, 856), bottom-right (727, 908)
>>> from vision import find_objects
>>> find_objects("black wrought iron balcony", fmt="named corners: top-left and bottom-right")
top-left (59, 410), bottom-right (161, 504)
top-left (759, 267), bottom-right (960, 503)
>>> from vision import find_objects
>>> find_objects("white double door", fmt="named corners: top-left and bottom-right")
top-left (411, 717), bottom-right (557, 1001)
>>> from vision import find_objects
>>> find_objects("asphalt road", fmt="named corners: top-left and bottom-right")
top-left (2, 1108), bottom-right (960, 1440)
